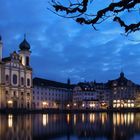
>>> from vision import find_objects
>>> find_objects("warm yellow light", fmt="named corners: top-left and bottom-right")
top-left (67, 114), bottom-right (70, 124)
top-left (67, 104), bottom-right (70, 107)
top-left (117, 100), bottom-right (120, 103)
top-left (131, 103), bottom-right (134, 107)
top-left (8, 100), bottom-right (13, 104)
top-left (82, 114), bottom-right (85, 123)
top-left (113, 104), bottom-right (116, 108)
top-left (8, 115), bottom-right (13, 128)
top-left (42, 102), bottom-right (48, 105)
top-left (124, 103), bottom-right (127, 107)
top-left (117, 103), bottom-right (120, 108)
top-left (113, 100), bottom-right (116, 103)
top-left (73, 103), bottom-right (77, 106)
top-left (90, 103), bottom-right (95, 108)
top-left (128, 100), bottom-right (131, 103)
top-left (42, 114), bottom-right (48, 126)
top-left (89, 114), bottom-right (95, 123)
top-left (74, 114), bottom-right (76, 125)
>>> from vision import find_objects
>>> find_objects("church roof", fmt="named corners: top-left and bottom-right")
top-left (33, 77), bottom-right (74, 89)
top-left (19, 38), bottom-right (30, 51)
top-left (107, 72), bottom-right (136, 87)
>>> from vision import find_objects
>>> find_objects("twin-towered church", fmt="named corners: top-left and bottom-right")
top-left (0, 36), bottom-right (32, 109)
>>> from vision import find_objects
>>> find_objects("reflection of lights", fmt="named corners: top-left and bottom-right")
top-left (73, 103), bottom-right (77, 106)
top-left (131, 113), bottom-right (134, 123)
top-left (101, 113), bottom-right (107, 125)
top-left (82, 114), bottom-right (85, 123)
top-left (8, 115), bottom-right (13, 128)
top-left (42, 114), bottom-right (48, 126)
top-left (116, 113), bottom-right (120, 125)
top-left (74, 114), bottom-right (76, 125)
top-left (67, 114), bottom-right (70, 124)
top-left (113, 113), bottom-right (134, 126)
top-left (89, 114), bottom-right (95, 123)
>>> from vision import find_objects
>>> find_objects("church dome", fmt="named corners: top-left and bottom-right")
top-left (19, 38), bottom-right (30, 51)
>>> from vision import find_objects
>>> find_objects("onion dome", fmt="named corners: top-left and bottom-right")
top-left (19, 35), bottom-right (30, 51)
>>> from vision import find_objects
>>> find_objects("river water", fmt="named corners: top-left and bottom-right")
top-left (0, 112), bottom-right (140, 140)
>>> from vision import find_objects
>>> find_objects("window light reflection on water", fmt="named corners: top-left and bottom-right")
top-left (0, 113), bottom-right (140, 140)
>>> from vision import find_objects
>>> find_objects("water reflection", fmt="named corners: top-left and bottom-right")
top-left (8, 114), bottom-right (13, 128)
top-left (0, 113), bottom-right (140, 140)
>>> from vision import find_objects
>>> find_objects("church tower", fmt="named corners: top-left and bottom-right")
top-left (18, 35), bottom-right (31, 67)
top-left (0, 35), bottom-right (3, 61)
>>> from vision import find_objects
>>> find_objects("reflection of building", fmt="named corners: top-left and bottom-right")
top-left (32, 78), bottom-right (73, 109)
top-left (73, 82), bottom-right (110, 109)
top-left (0, 36), bottom-right (32, 109)
top-left (0, 115), bottom-right (32, 140)
top-left (107, 72), bottom-right (140, 109)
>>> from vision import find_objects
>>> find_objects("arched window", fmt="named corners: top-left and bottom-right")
top-left (26, 56), bottom-right (29, 66)
top-left (27, 78), bottom-right (30, 86)
top-left (13, 74), bottom-right (17, 84)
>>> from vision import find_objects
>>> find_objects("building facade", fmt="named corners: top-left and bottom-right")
top-left (73, 82), bottom-right (110, 109)
top-left (107, 72), bottom-right (140, 109)
top-left (0, 36), bottom-right (32, 109)
top-left (32, 78), bottom-right (73, 110)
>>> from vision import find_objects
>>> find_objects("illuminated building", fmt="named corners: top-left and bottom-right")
top-left (32, 78), bottom-right (73, 109)
top-left (0, 35), bottom-right (32, 109)
top-left (73, 81), bottom-right (110, 109)
top-left (107, 72), bottom-right (140, 109)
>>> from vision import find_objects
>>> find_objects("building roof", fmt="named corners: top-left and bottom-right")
top-left (19, 38), bottom-right (30, 51)
top-left (2, 57), bottom-right (11, 62)
top-left (33, 77), bottom-right (74, 89)
top-left (107, 72), bottom-right (136, 87)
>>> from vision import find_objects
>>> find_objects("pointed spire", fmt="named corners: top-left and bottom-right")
top-left (24, 33), bottom-right (26, 40)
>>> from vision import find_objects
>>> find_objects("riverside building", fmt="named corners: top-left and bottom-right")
top-left (107, 72), bottom-right (140, 109)
top-left (73, 81), bottom-right (110, 110)
top-left (0, 36), bottom-right (32, 109)
top-left (32, 78), bottom-right (73, 110)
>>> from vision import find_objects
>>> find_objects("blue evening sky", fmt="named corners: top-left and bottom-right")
top-left (0, 0), bottom-right (140, 84)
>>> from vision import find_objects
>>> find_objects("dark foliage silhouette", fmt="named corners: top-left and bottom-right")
top-left (50, 0), bottom-right (140, 35)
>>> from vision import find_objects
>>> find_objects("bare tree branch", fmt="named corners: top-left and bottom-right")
top-left (50, 0), bottom-right (140, 34)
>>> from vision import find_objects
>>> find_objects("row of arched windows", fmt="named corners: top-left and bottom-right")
top-left (5, 74), bottom-right (31, 86)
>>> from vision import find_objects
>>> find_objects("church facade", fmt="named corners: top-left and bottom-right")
top-left (0, 36), bottom-right (32, 109)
